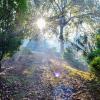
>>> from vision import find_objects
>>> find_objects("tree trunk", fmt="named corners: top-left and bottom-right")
top-left (0, 61), bottom-right (1, 72)
top-left (60, 39), bottom-right (64, 53)
top-left (0, 52), bottom-right (4, 72)
top-left (59, 25), bottom-right (64, 53)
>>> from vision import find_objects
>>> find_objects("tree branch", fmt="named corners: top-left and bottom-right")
top-left (53, 0), bottom-right (62, 13)
top-left (64, 12), bottom-right (94, 26)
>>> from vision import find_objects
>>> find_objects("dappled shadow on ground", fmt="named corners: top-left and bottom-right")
top-left (1, 52), bottom-right (93, 100)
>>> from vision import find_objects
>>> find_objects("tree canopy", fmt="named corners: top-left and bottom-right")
top-left (26, 0), bottom-right (100, 53)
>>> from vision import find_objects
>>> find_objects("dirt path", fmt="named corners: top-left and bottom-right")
top-left (1, 51), bottom-right (92, 100)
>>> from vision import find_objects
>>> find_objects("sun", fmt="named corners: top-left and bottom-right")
top-left (37, 17), bottom-right (46, 30)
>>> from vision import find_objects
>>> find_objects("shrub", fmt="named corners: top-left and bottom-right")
top-left (87, 29), bottom-right (100, 81)
top-left (96, 34), bottom-right (100, 49)
top-left (87, 50), bottom-right (100, 62)
top-left (90, 57), bottom-right (100, 78)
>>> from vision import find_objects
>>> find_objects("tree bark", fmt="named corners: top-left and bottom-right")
top-left (59, 25), bottom-right (64, 53)
top-left (0, 51), bottom-right (4, 72)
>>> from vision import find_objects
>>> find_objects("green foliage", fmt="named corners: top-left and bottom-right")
top-left (90, 57), bottom-right (100, 77)
top-left (0, 0), bottom-right (28, 69)
top-left (7, 37), bottom-right (21, 56)
top-left (0, 32), bottom-right (21, 57)
top-left (16, 0), bottom-right (27, 12)
top-left (87, 29), bottom-right (100, 81)
top-left (87, 49), bottom-right (100, 62)
top-left (96, 34), bottom-right (100, 49)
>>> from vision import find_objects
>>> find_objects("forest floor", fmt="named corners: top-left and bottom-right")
top-left (0, 50), bottom-right (99, 100)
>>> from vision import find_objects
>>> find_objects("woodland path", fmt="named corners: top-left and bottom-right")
top-left (1, 50), bottom-right (91, 100)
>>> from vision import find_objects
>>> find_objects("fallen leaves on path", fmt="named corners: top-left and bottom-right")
top-left (1, 52), bottom-right (94, 100)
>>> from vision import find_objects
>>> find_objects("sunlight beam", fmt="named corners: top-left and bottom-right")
top-left (37, 17), bottom-right (46, 30)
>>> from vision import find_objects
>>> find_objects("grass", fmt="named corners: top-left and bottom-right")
top-left (63, 64), bottom-right (94, 80)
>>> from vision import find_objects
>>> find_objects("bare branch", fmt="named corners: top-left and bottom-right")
top-left (53, 0), bottom-right (62, 13)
